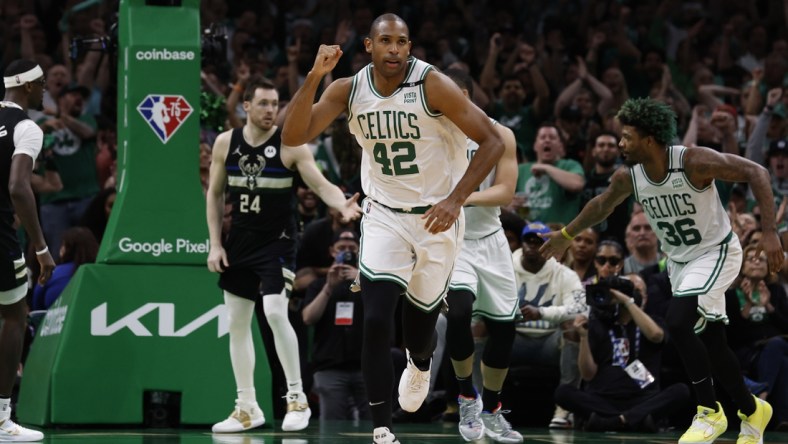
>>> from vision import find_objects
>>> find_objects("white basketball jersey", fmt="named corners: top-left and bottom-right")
top-left (348, 57), bottom-right (468, 208)
top-left (464, 119), bottom-right (501, 239)
top-left (630, 145), bottom-right (732, 262)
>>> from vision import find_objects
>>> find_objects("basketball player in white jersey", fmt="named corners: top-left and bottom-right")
top-left (442, 69), bottom-right (522, 443)
top-left (281, 13), bottom-right (504, 444)
top-left (540, 98), bottom-right (780, 444)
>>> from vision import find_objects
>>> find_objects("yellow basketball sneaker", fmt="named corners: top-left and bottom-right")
top-left (678, 402), bottom-right (728, 444)
top-left (737, 396), bottom-right (772, 444)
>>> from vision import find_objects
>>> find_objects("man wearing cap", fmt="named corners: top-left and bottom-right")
top-left (511, 221), bottom-right (587, 428)
top-left (0, 58), bottom-right (55, 441)
top-left (302, 229), bottom-right (368, 422)
top-left (32, 82), bottom-right (98, 261)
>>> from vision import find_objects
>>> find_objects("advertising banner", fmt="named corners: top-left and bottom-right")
top-left (18, 264), bottom-right (273, 425)
top-left (97, 0), bottom-right (208, 265)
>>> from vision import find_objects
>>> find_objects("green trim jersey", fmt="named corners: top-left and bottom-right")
top-left (225, 127), bottom-right (296, 240)
top-left (347, 57), bottom-right (468, 209)
top-left (464, 118), bottom-right (501, 239)
top-left (630, 145), bottom-right (732, 263)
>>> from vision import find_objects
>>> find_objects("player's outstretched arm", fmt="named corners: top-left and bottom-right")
top-left (290, 143), bottom-right (362, 223)
top-left (540, 166), bottom-right (633, 259)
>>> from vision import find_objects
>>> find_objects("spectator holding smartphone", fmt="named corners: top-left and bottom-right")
top-left (302, 229), bottom-right (369, 422)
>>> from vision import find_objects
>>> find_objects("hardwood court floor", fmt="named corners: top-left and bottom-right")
top-left (36, 421), bottom-right (788, 443)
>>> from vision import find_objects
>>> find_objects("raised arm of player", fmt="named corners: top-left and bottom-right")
top-left (281, 45), bottom-right (351, 147)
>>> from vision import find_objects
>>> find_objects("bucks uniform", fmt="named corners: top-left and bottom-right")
top-left (449, 121), bottom-right (519, 320)
top-left (630, 145), bottom-right (741, 328)
top-left (218, 127), bottom-right (296, 301)
top-left (0, 101), bottom-right (41, 304)
top-left (348, 57), bottom-right (467, 311)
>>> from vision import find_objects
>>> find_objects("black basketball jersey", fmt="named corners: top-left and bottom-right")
top-left (225, 127), bottom-right (297, 240)
top-left (0, 102), bottom-right (32, 255)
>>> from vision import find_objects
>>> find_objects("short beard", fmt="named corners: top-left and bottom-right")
top-left (596, 158), bottom-right (617, 169)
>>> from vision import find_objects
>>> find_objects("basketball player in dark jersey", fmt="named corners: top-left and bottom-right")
top-left (206, 77), bottom-right (360, 433)
top-left (0, 59), bottom-right (54, 441)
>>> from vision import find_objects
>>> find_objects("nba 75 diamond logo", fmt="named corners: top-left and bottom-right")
top-left (137, 95), bottom-right (193, 144)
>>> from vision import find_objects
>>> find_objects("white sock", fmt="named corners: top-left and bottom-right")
top-left (223, 291), bottom-right (256, 397)
top-left (0, 397), bottom-right (10, 421)
top-left (237, 387), bottom-right (256, 405)
top-left (287, 380), bottom-right (304, 394)
top-left (263, 289), bottom-right (302, 385)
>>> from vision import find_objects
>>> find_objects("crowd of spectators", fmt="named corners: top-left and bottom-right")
top-left (2, 0), bottom-right (787, 433)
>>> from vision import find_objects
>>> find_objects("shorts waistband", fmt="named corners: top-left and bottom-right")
top-left (373, 200), bottom-right (432, 215)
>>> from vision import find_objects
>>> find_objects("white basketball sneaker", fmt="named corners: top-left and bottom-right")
top-left (212, 400), bottom-right (265, 433)
top-left (281, 391), bottom-right (311, 432)
top-left (397, 350), bottom-right (431, 412)
top-left (0, 418), bottom-right (44, 442)
top-left (373, 426), bottom-right (400, 444)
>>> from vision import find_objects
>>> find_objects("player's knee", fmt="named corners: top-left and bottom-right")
top-left (262, 292), bottom-right (288, 326)
top-left (665, 297), bottom-right (699, 338)
top-left (698, 321), bottom-right (727, 349)
top-left (482, 319), bottom-right (515, 368)
top-left (445, 290), bottom-right (473, 329)
top-left (485, 318), bottom-right (515, 343)
top-left (223, 291), bottom-right (254, 332)
top-left (665, 312), bottom-right (693, 339)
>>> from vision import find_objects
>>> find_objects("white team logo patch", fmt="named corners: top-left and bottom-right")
top-left (238, 154), bottom-right (266, 190)
top-left (672, 178), bottom-right (684, 189)
top-left (264, 145), bottom-right (277, 158)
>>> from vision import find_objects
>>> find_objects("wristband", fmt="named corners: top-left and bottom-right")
top-left (561, 227), bottom-right (574, 240)
top-left (626, 297), bottom-right (635, 306)
top-left (233, 83), bottom-right (244, 94)
top-left (36, 246), bottom-right (49, 256)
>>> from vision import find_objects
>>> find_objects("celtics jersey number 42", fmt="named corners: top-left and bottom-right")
top-left (347, 57), bottom-right (467, 209)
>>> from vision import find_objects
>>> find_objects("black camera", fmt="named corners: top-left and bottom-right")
top-left (585, 276), bottom-right (636, 307)
top-left (335, 251), bottom-right (358, 266)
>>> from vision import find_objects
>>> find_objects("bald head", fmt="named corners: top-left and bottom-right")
top-left (369, 13), bottom-right (408, 39)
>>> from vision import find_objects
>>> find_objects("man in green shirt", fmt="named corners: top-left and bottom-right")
top-left (516, 125), bottom-right (585, 225)
top-left (35, 84), bottom-right (99, 260)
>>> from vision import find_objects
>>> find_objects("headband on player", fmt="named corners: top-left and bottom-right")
top-left (3, 65), bottom-right (44, 88)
